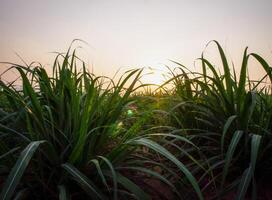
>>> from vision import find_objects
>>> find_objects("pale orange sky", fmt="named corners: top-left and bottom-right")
top-left (0, 0), bottom-right (272, 84)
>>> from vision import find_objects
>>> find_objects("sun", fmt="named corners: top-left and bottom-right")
top-left (141, 67), bottom-right (167, 86)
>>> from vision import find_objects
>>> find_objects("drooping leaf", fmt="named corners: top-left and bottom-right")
top-left (0, 141), bottom-right (44, 200)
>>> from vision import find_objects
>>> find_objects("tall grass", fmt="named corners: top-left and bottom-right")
top-left (1, 40), bottom-right (271, 199)
top-left (0, 43), bottom-right (203, 200)
top-left (165, 41), bottom-right (272, 199)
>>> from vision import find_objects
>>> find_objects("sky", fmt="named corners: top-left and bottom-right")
top-left (0, 0), bottom-right (272, 84)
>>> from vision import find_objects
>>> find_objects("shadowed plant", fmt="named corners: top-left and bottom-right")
top-left (164, 41), bottom-right (272, 199)
top-left (0, 42), bottom-right (203, 200)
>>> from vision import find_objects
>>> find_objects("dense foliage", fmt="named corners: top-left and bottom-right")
top-left (1, 41), bottom-right (272, 199)
top-left (0, 44), bottom-right (201, 200)
top-left (163, 41), bottom-right (272, 199)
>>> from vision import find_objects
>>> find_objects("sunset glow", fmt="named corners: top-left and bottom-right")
top-left (1, 0), bottom-right (272, 83)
